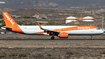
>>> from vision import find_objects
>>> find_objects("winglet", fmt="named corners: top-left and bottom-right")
top-left (38, 23), bottom-right (42, 29)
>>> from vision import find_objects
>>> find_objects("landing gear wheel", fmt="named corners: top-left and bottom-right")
top-left (91, 35), bottom-right (93, 40)
top-left (51, 37), bottom-right (54, 40)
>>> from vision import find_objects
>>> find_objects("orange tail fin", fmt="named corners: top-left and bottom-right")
top-left (3, 12), bottom-right (18, 28)
top-left (3, 12), bottom-right (24, 33)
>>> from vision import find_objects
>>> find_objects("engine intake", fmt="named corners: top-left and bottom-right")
top-left (59, 32), bottom-right (68, 38)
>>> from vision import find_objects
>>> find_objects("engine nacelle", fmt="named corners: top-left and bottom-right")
top-left (59, 32), bottom-right (68, 38)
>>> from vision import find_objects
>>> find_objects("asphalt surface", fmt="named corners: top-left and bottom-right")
top-left (0, 34), bottom-right (105, 40)
top-left (0, 39), bottom-right (105, 40)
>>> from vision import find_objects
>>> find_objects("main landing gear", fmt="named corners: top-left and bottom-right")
top-left (51, 34), bottom-right (55, 40)
top-left (51, 37), bottom-right (54, 39)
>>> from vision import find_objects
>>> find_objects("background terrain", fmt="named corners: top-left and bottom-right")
top-left (0, 0), bottom-right (105, 10)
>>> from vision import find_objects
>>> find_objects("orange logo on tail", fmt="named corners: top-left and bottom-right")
top-left (3, 12), bottom-right (24, 34)
top-left (4, 13), bottom-right (14, 25)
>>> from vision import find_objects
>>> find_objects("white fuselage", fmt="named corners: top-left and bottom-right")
top-left (19, 25), bottom-right (104, 35)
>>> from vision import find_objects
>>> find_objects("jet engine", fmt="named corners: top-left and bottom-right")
top-left (59, 32), bottom-right (68, 38)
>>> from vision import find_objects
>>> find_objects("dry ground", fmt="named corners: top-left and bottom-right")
top-left (0, 34), bottom-right (105, 59)
top-left (1, 34), bottom-right (105, 39)
top-left (0, 34), bottom-right (105, 48)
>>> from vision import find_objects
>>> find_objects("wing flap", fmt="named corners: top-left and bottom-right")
top-left (38, 23), bottom-right (59, 36)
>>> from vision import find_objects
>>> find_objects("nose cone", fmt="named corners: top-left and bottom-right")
top-left (104, 29), bottom-right (105, 33)
top-left (102, 29), bottom-right (105, 34)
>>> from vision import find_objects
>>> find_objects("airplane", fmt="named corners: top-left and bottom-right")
top-left (2, 12), bottom-right (105, 39)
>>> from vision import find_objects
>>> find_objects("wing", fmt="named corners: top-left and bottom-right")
top-left (38, 23), bottom-right (59, 36)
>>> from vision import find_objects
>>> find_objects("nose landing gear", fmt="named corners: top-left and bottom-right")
top-left (91, 35), bottom-right (93, 39)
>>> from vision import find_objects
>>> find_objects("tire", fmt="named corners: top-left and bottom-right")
top-left (51, 37), bottom-right (54, 39)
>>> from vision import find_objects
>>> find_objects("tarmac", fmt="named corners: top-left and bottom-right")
top-left (0, 34), bottom-right (105, 59)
